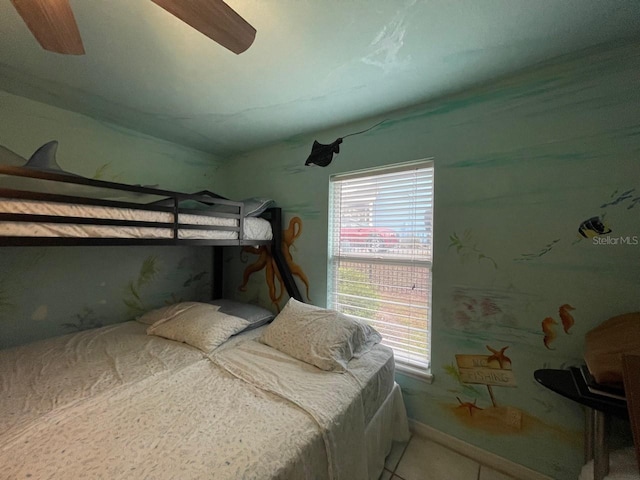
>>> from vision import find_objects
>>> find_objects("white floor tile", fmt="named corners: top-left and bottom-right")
top-left (395, 436), bottom-right (480, 480)
top-left (384, 438), bottom-right (411, 471)
top-left (479, 466), bottom-right (516, 480)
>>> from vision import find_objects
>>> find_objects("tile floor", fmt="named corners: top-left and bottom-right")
top-left (380, 434), bottom-right (517, 480)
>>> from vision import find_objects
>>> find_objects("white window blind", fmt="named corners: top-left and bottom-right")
top-left (328, 161), bottom-right (433, 372)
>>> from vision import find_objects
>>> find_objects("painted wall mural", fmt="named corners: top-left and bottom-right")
top-left (0, 91), bottom-right (219, 349)
top-left (0, 245), bottom-right (212, 349)
top-left (218, 39), bottom-right (640, 480)
top-left (123, 256), bottom-right (161, 317)
top-left (452, 349), bottom-right (519, 429)
top-left (1, 33), bottom-right (639, 480)
top-left (516, 184), bottom-right (639, 262)
top-left (449, 230), bottom-right (497, 269)
top-left (239, 216), bottom-right (310, 311)
top-left (542, 304), bottom-right (576, 350)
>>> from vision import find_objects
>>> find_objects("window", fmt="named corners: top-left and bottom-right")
top-left (328, 161), bottom-right (433, 377)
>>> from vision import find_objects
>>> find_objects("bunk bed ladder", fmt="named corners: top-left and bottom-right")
top-left (269, 207), bottom-right (304, 303)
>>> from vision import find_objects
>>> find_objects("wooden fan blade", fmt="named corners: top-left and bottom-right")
top-left (10, 0), bottom-right (85, 55)
top-left (151, 0), bottom-right (256, 54)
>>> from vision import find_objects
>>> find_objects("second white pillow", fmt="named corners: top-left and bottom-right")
top-left (260, 298), bottom-right (381, 372)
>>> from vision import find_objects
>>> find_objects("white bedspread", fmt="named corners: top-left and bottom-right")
top-left (0, 321), bottom-right (204, 437)
top-left (0, 322), bottom-right (394, 479)
top-left (213, 340), bottom-right (373, 480)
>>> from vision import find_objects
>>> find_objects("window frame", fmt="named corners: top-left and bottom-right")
top-left (327, 159), bottom-right (434, 381)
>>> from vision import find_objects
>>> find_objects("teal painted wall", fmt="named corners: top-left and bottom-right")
top-left (218, 40), bottom-right (640, 479)
top-left (0, 38), bottom-right (638, 480)
top-left (0, 92), bottom-right (220, 348)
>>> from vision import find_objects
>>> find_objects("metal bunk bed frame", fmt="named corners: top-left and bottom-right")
top-left (0, 164), bottom-right (303, 302)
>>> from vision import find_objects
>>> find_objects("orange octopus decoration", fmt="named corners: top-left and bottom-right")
top-left (239, 216), bottom-right (310, 310)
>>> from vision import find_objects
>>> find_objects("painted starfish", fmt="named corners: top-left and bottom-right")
top-left (456, 397), bottom-right (483, 416)
top-left (486, 345), bottom-right (511, 369)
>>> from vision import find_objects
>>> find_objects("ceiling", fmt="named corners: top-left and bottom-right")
top-left (1, 1), bottom-right (639, 158)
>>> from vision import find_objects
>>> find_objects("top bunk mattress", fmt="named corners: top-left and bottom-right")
top-left (0, 198), bottom-right (272, 240)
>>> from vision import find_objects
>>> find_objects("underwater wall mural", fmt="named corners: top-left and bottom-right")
top-left (516, 185), bottom-right (639, 262)
top-left (123, 256), bottom-right (161, 317)
top-left (217, 39), bottom-right (640, 480)
top-left (541, 304), bottom-right (576, 350)
top-left (239, 216), bottom-right (310, 310)
top-left (1, 36), bottom-right (639, 480)
top-left (62, 307), bottom-right (106, 332)
top-left (449, 230), bottom-right (497, 269)
top-left (452, 349), bottom-right (519, 427)
top-left (0, 245), bottom-right (212, 349)
top-left (0, 91), bottom-right (219, 349)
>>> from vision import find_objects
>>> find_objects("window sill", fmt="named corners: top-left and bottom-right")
top-left (395, 362), bottom-right (433, 384)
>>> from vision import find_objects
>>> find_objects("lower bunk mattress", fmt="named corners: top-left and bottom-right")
top-left (0, 321), bottom-right (409, 479)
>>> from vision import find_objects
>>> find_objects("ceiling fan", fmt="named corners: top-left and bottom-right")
top-left (10, 0), bottom-right (256, 55)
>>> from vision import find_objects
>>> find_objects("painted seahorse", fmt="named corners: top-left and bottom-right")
top-left (559, 304), bottom-right (575, 334)
top-left (541, 317), bottom-right (558, 350)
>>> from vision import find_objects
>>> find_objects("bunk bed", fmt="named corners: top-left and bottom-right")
top-left (0, 164), bottom-right (410, 480)
top-left (0, 163), bottom-right (303, 300)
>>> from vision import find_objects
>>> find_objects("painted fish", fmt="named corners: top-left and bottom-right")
top-left (578, 216), bottom-right (611, 238)
top-left (559, 304), bottom-right (575, 334)
top-left (541, 317), bottom-right (558, 350)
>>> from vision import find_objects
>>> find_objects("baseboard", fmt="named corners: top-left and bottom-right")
top-left (409, 419), bottom-right (553, 480)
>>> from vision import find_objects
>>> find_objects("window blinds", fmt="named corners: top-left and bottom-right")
top-left (328, 161), bottom-right (433, 371)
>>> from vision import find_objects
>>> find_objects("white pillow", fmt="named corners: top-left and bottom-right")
top-left (147, 309), bottom-right (249, 353)
top-left (260, 298), bottom-right (381, 372)
top-left (136, 302), bottom-right (220, 326)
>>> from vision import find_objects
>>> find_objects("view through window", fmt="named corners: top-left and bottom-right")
top-left (328, 161), bottom-right (434, 374)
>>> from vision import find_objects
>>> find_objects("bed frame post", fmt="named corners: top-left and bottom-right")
top-left (268, 208), bottom-right (304, 303)
top-left (212, 247), bottom-right (223, 299)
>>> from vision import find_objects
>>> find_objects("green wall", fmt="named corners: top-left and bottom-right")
top-left (219, 39), bottom-right (640, 479)
top-left (0, 92), bottom-right (220, 348)
top-left (0, 37), bottom-right (638, 480)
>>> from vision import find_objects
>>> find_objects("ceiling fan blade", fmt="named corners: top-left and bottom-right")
top-left (150, 0), bottom-right (256, 54)
top-left (10, 0), bottom-right (85, 55)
